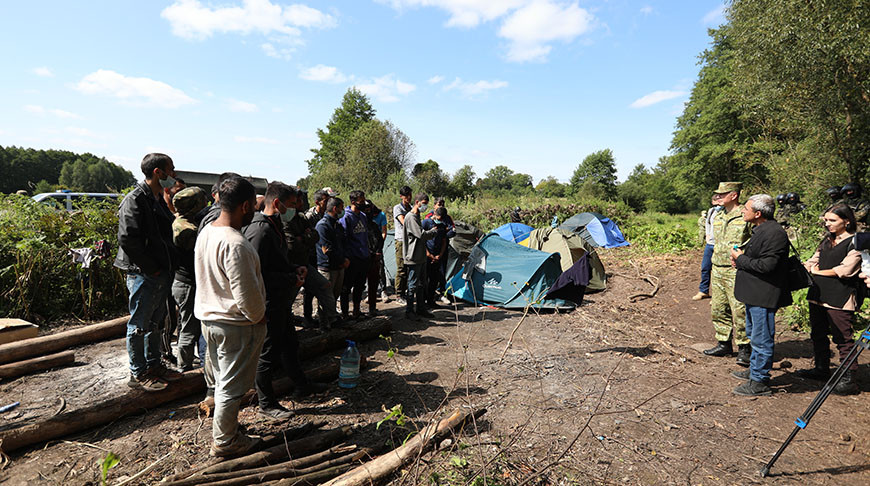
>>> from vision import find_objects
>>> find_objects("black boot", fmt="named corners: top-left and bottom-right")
top-left (703, 341), bottom-right (732, 357)
top-left (416, 304), bottom-right (434, 318)
top-left (736, 344), bottom-right (751, 367)
top-left (834, 370), bottom-right (859, 395)
top-left (796, 351), bottom-right (831, 381)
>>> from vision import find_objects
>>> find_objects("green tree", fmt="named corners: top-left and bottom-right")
top-left (447, 165), bottom-right (477, 198)
top-left (570, 149), bottom-right (618, 199)
top-left (535, 176), bottom-right (568, 197)
top-left (307, 88), bottom-right (376, 174)
top-left (58, 156), bottom-right (134, 192)
top-left (478, 165), bottom-right (533, 194)
top-left (412, 159), bottom-right (449, 197)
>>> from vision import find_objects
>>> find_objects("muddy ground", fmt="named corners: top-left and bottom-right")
top-left (2, 249), bottom-right (870, 485)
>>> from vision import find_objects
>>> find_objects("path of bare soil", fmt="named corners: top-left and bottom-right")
top-left (2, 249), bottom-right (870, 485)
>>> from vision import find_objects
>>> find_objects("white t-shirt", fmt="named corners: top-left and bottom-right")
top-left (393, 202), bottom-right (410, 242)
top-left (194, 224), bottom-right (266, 325)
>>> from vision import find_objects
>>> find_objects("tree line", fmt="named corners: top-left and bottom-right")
top-left (0, 145), bottom-right (135, 194)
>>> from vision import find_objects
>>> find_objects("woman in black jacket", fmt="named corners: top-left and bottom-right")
top-left (798, 204), bottom-right (861, 394)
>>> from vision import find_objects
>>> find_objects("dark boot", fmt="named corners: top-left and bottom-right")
top-left (703, 341), bottom-right (733, 357)
top-left (736, 344), bottom-right (751, 367)
top-left (834, 370), bottom-right (859, 395)
top-left (796, 351), bottom-right (831, 381)
top-left (733, 379), bottom-right (772, 397)
top-left (417, 305), bottom-right (434, 318)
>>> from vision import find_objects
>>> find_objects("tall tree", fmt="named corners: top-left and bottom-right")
top-left (412, 159), bottom-right (449, 197)
top-left (448, 165), bottom-right (477, 198)
top-left (307, 88), bottom-right (375, 174)
top-left (570, 149), bottom-right (618, 199)
top-left (535, 176), bottom-right (568, 197)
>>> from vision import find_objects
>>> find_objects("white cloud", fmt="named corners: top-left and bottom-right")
top-left (499, 1), bottom-right (594, 62)
top-left (64, 126), bottom-right (98, 137)
top-left (629, 90), bottom-right (687, 108)
top-left (355, 74), bottom-right (416, 103)
top-left (75, 70), bottom-right (196, 108)
top-left (299, 64), bottom-right (349, 83)
top-left (235, 135), bottom-right (280, 144)
top-left (443, 78), bottom-right (508, 97)
top-left (23, 105), bottom-right (83, 119)
top-left (161, 0), bottom-right (335, 40)
top-left (701, 5), bottom-right (725, 25)
top-left (227, 99), bottom-right (259, 112)
top-left (427, 75), bottom-right (444, 84)
top-left (261, 42), bottom-right (297, 60)
top-left (379, 0), bottom-right (524, 28)
top-left (382, 0), bottom-right (594, 62)
top-left (640, 6), bottom-right (653, 15)
top-left (33, 67), bottom-right (54, 77)
top-left (272, 107), bottom-right (285, 113)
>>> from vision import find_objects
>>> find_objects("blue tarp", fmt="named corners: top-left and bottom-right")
top-left (559, 212), bottom-right (629, 248)
top-left (491, 222), bottom-right (534, 243)
top-left (446, 233), bottom-right (575, 309)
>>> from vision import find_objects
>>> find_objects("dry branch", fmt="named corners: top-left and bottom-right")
top-left (322, 408), bottom-right (485, 486)
top-left (191, 449), bottom-right (369, 486)
top-left (263, 464), bottom-right (354, 486)
top-left (0, 316), bottom-right (129, 365)
top-left (0, 350), bottom-right (75, 379)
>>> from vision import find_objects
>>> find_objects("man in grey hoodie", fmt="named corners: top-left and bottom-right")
top-left (402, 193), bottom-right (439, 319)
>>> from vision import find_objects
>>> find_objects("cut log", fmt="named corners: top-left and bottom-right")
top-left (0, 316), bottom-right (129, 365)
top-left (262, 464), bottom-right (353, 486)
top-left (189, 449), bottom-right (369, 486)
top-left (162, 444), bottom-right (357, 486)
top-left (195, 425), bottom-right (354, 475)
top-left (0, 350), bottom-right (75, 379)
top-left (0, 318), bottom-right (389, 454)
top-left (322, 409), bottom-right (486, 486)
top-left (297, 318), bottom-right (391, 361)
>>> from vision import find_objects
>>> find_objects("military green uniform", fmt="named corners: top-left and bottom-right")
top-left (710, 204), bottom-right (751, 345)
top-left (843, 197), bottom-right (870, 230)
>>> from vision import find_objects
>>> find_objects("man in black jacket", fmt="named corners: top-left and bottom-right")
top-left (730, 194), bottom-right (792, 396)
top-left (243, 182), bottom-right (322, 421)
top-left (115, 153), bottom-right (184, 391)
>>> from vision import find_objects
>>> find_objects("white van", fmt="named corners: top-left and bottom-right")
top-left (31, 192), bottom-right (121, 211)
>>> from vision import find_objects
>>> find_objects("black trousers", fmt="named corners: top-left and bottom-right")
top-left (341, 256), bottom-right (370, 316)
top-left (426, 259), bottom-right (445, 304)
top-left (809, 303), bottom-right (858, 371)
top-left (255, 307), bottom-right (308, 409)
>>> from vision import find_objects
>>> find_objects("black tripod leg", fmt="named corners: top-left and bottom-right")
top-left (760, 327), bottom-right (870, 477)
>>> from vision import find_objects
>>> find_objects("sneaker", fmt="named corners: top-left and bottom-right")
top-left (439, 295), bottom-right (452, 305)
top-left (732, 379), bottom-right (772, 397)
top-left (210, 433), bottom-right (261, 458)
top-left (381, 292), bottom-right (392, 303)
top-left (150, 363), bottom-right (184, 382)
top-left (259, 405), bottom-right (295, 422)
top-left (692, 292), bottom-right (710, 301)
top-left (396, 296), bottom-right (407, 306)
top-left (730, 369), bottom-right (750, 380)
top-left (127, 373), bottom-right (167, 392)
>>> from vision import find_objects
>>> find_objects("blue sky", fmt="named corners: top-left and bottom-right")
top-left (0, 0), bottom-right (727, 185)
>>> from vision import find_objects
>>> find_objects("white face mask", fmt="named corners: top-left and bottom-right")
top-left (419, 203), bottom-right (428, 213)
top-left (280, 207), bottom-right (296, 223)
top-left (159, 174), bottom-right (176, 189)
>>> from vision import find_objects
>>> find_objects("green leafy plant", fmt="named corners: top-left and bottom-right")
top-left (99, 452), bottom-right (120, 486)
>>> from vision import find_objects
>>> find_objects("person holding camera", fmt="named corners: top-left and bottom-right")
top-left (797, 204), bottom-right (861, 395)
top-left (729, 194), bottom-right (791, 396)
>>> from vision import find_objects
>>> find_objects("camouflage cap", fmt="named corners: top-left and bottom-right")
top-left (173, 187), bottom-right (208, 217)
top-left (713, 182), bottom-right (742, 194)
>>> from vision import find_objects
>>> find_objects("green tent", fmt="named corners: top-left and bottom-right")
top-left (520, 227), bottom-right (607, 292)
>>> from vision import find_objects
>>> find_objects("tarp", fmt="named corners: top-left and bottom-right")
top-left (445, 221), bottom-right (485, 280)
top-left (491, 223), bottom-right (534, 243)
top-left (559, 212), bottom-right (629, 248)
top-left (520, 227), bottom-right (606, 292)
top-left (383, 230), bottom-right (397, 290)
top-left (447, 233), bottom-right (575, 310)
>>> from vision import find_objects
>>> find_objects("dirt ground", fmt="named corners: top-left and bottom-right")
top-left (2, 249), bottom-right (870, 485)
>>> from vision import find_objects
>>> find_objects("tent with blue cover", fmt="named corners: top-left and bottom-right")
top-left (559, 212), bottom-right (629, 248)
top-left (446, 233), bottom-right (575, 310)
top-left (491, 222), bottom-right (534, 243)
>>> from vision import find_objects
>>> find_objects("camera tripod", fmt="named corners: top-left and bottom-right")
top-left (761, 323), bottom-right (870, 477)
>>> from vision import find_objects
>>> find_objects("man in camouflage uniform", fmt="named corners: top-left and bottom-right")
top-left (841, 183), bottom-right (869, 230)
top-left (703, 182), bottom-right (753, 367)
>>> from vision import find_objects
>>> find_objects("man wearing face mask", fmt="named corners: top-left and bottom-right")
top-left (403, 193), bottom-right (440, 319)
top-left (339, 190), bottom-right (371, 320)
top-left (242, 182), bottom-right (319, 421)
top-left (195, 177), bottom-right (266, 457)
top-left (115, 153), bottom-right (184, 392)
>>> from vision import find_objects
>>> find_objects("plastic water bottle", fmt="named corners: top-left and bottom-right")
top-left (338, 340), bottom-right (361, 389)
top-left (861, 251), bottom-right (870, 277)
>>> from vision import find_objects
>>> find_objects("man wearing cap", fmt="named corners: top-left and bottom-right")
top-left (703, 182), bottom-right (753, 367)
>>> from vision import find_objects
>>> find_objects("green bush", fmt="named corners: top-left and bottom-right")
top-left (0, 194), bottom-right (126, 322)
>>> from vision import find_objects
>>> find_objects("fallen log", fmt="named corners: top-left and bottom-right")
top-left (0, 319), bottom-right (390, 454)
top-left (298, 318), bottom-right (391, 360)
top-left (0, 350), bottom-right (75, 379)
top-left (192, 449), bottom-right (369, 486)
top-left (322, 409), bottom-right (486, 486)
top-left (0, 316), bottom-right (129, 365)
top-left (196, 425), bottom-right (355, 475)
top-left (163, 444), bottom-right (357, 486)
top-left (263, 464), bottom-right (354, 486)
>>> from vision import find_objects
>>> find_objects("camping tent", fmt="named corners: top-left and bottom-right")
top-left (491, 222), bottom-right (534, 243)
top-left (445, 221), bottom-right (485, 280)
top-left (559, 212), bottom-right (629, 248)
top-left (383, 230), bottom-right (397, 291)
top-left (447, 233), bottom-right (575, 309)
top-left (520, 227), bottom-right (606, 292)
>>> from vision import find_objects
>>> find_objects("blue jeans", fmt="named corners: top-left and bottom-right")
top-left (745, 304), bottom-right (777, 383)
top-left (699, 243), bottom-right (714, 293)
top-left (126, 272), bottom-right (172, 377)
top-left (406, 263), bottom-right (427, 311)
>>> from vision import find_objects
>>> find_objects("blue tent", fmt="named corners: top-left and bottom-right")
top-left (446, 234), bottom-right (575, 310)
top-left (491, 222), bottom-right (534, 243)
top-left (559, 212), bottom-right (629, 248)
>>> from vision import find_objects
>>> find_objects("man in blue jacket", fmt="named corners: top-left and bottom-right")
top-left (339, 191), bottom-right (371, 320)
top-left (114, 153), bottom-right (184, 391)
top-left (316, 198), bottom-right (350, 303)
